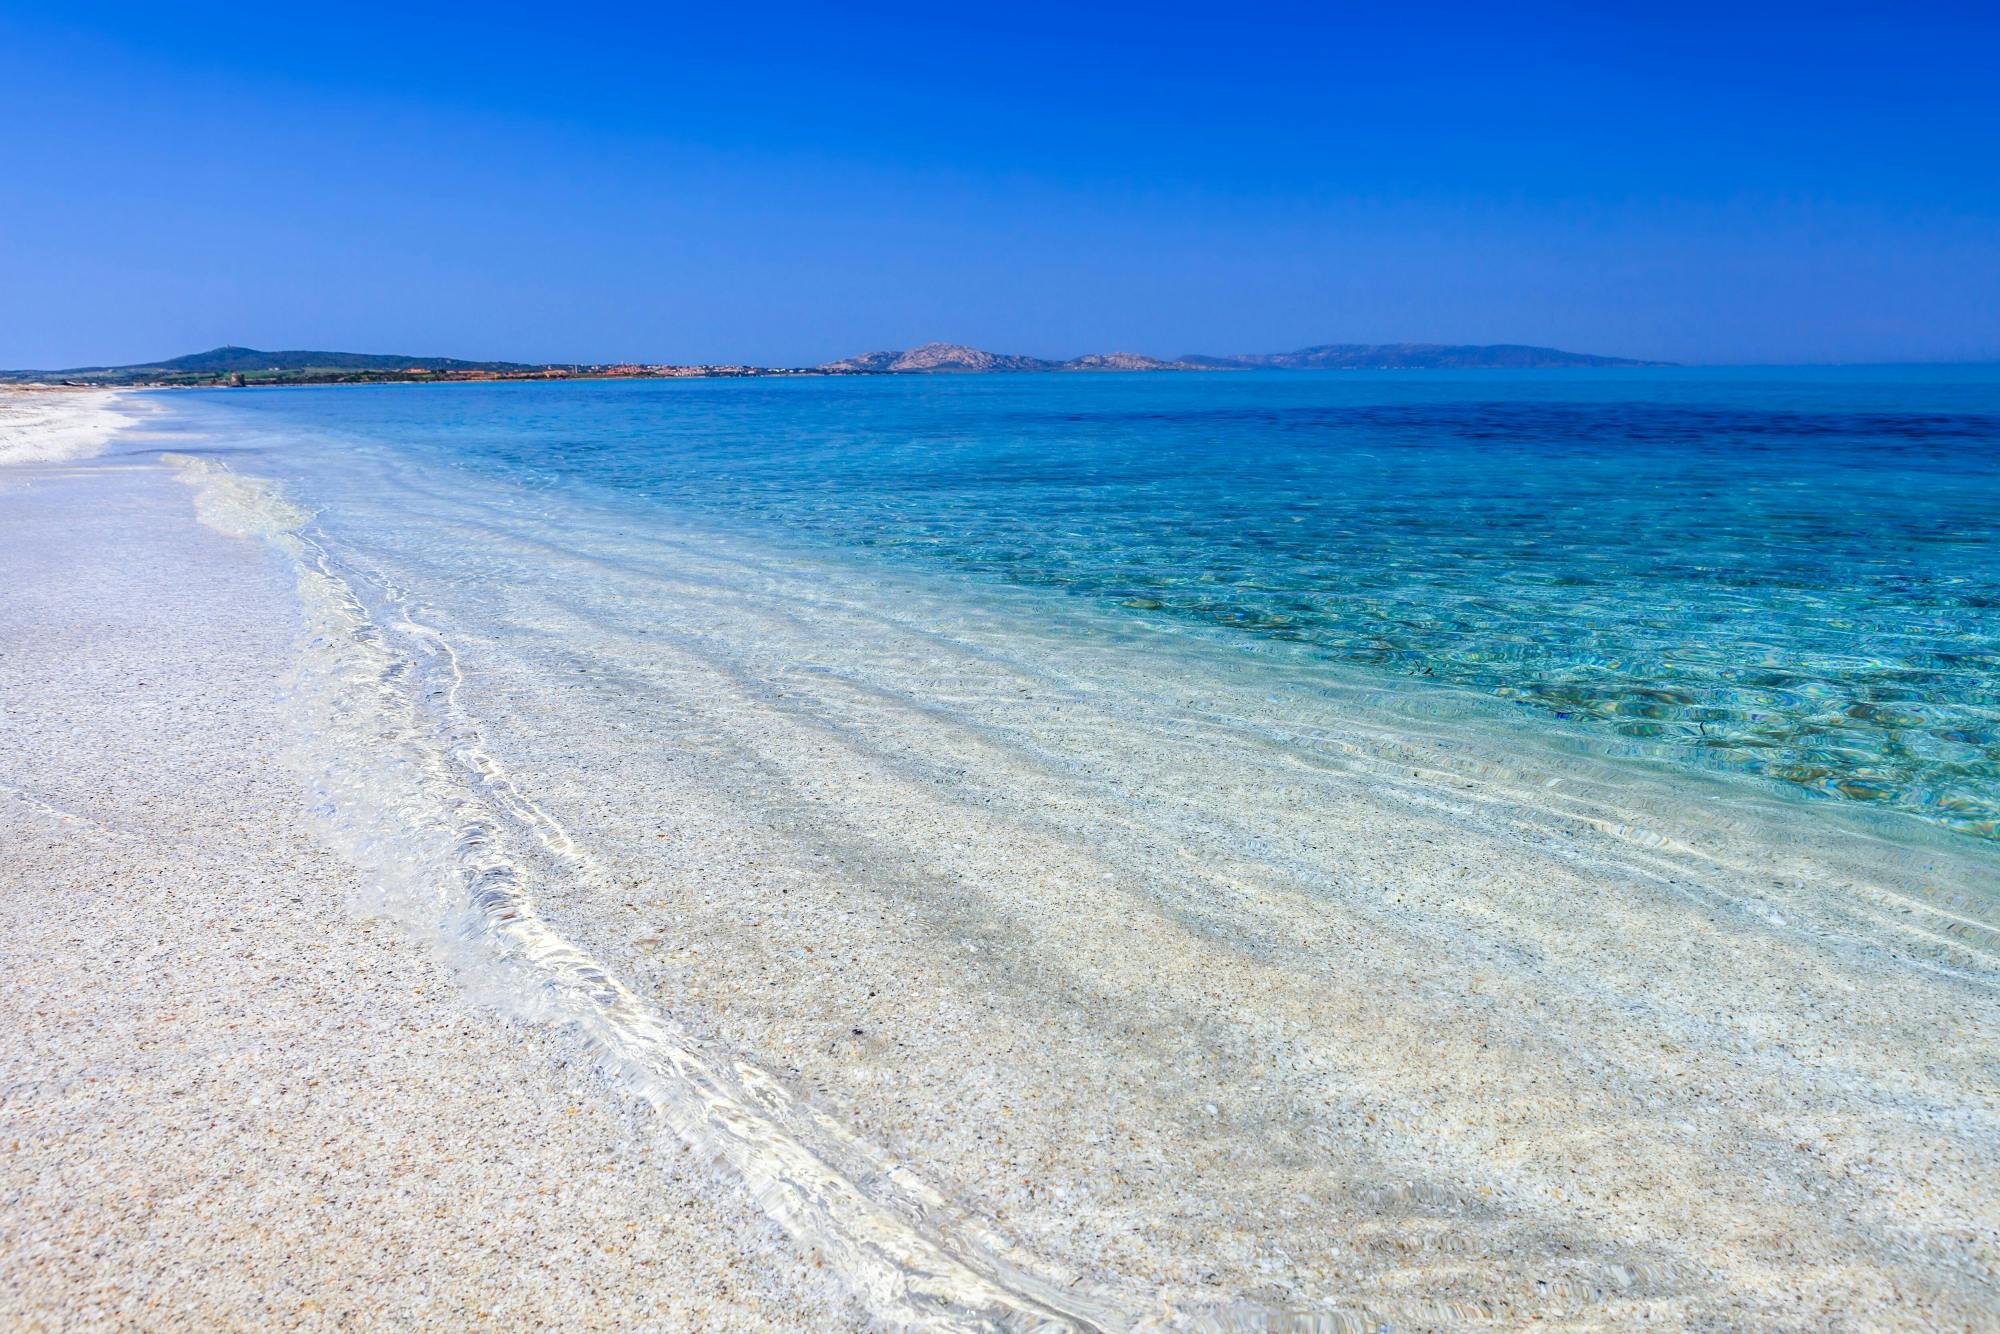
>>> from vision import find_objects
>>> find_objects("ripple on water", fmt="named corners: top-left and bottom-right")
top-left (162, 374), bottom-right (2000, 842)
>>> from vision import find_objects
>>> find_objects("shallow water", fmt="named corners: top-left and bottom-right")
top-left (130, 373), bottom-right (2000, 1329)
top-left (158, 368), bottom-right (2000, 841)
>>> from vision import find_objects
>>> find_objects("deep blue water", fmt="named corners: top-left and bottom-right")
top-left (167, 367), bottom-right (2000, 841)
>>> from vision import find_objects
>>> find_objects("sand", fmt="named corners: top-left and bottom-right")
top-left (0, 387), bottom-right (137, 466)
top-left (0, 427), bottom-right (850, 1329)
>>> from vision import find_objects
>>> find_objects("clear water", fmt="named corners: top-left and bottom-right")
top-left (128, 370), bottom-right (2000, 1326)
top-left (160, 366), bottom-right (2000, 842)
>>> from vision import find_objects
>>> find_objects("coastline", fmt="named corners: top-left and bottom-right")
top-left (0, 340), bottom-right (1670, 391)
top-left (4, 388), bottom-right (1997, 1329)
top-left (0, 407), bottom-right (848, 1328)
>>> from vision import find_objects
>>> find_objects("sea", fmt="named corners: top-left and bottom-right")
top-left (131, 366), bottom-right (2000, 1328)
top-left (157, 366), bottom-right (2000, 844)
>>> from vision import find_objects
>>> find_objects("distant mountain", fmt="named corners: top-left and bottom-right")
top-left (141, 346), bottom-right (541, 374)
top-left (823, 344), bottom-right (1214, 373)
top-left (1060, 352), bottom-right (1194, 371)
top-left (822, 343), bottom-right (1059, 373)
top-left (1180, 343), bottom-right (1664, 370)
top-left (2, 345), bottom-right (545, 385)
top-left (825, 341), bottom-right (1665, 373)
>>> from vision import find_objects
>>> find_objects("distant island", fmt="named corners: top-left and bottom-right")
top-left (2, 341), bottom-right (1667, 388)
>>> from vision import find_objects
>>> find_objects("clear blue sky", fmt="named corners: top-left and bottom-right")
top-left (3, 2), bottom-right (1996, 367)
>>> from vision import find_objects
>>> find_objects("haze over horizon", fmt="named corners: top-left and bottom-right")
top-left (3, 2), bottom-right (1997, 368)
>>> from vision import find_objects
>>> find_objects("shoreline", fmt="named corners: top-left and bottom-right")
top-left (5, 388), bottom-right (1998, 1329)
top-left (0, 408), bottom-right (849, 1328)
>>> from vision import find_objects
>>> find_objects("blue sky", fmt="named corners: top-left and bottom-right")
top-left (2, 2), bottom-right (1996, 366)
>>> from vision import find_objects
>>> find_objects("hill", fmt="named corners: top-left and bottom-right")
top-left (2, 346), bottom-right (550, 386)
top-left (821, 343), bottom-right (1060, 373)
top-left (1060, 352), bottom-right (1198, 371)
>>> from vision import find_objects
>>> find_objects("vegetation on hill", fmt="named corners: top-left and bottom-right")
top-left (0, 346), bottom-right (555, 387)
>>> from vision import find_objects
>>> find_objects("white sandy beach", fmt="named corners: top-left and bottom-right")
top-left (0, 399), bottom-right (849, 1329)
top-left (0, 387), bottom-right (138, 466)
top-left (2, 389), bottom-right (1997, 1331)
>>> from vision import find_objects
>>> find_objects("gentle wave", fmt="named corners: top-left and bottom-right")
top-left (150, 426), bottom-right (2000, 1327)
top-left (166, 453), bottom-right (1432, 1333)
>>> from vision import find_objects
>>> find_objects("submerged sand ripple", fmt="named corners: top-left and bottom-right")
top-left (3, 397), bottom-right (1995, 1329)
top-left (206, 440), bottom-right (1999, 1328)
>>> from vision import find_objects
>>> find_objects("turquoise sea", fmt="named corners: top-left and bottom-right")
top-left (159, 366), bottom-right (2000, 845)
top-left (125, 366), bottom-right (2000, 1326)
